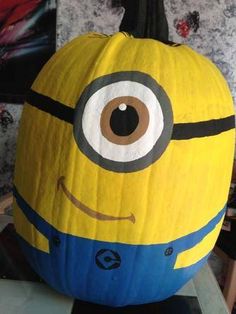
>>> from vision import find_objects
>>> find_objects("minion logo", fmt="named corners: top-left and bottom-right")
top-left (95, 249), bottom-right (121, 270)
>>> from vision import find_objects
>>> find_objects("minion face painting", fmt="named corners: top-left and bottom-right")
top-left (13, 33), bottom-right (235, 307)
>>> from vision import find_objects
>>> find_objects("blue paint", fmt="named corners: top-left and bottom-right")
top-left (13, 186), bottom-right (225, 306)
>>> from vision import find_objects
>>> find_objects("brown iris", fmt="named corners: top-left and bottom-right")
top-left (100, 96), bottom-right (149, 145)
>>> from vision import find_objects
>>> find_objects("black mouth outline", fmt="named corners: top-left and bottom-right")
top-left (57, 176), bottom-right (136, 224)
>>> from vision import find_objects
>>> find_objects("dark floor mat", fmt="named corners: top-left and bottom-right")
top-left (72, 296), bottom-right (202, 314)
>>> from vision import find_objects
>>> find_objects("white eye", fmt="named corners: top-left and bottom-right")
top-left (73, 72), bottom-right (173, 172)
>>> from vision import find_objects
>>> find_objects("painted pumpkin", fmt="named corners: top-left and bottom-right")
top-left (13, 29), bottom-right (235, 307)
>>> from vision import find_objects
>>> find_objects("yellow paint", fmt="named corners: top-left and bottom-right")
top-left (14, 31), bottom-right (235, 256)
top-left (31, 33), bottom-right (234, 123)
top-left (13, 199), bottom-right (49, 253)
top-left (14, 104), bottom-right (234, 244)
top-left (174, 216), bottom-right (224, 269)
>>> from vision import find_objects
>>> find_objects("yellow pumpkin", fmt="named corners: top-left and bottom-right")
top-left (13, 31), bottom-right (235, 306)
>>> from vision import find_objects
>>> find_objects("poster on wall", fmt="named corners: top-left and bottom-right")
top-left (0, 0), bottom-right (57, 104)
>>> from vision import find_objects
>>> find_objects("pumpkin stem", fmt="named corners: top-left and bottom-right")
top-left (119, 0), bottom-right (169, 43)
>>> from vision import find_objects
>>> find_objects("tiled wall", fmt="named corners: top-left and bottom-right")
top-left (0, 0), bottom-right (236, 196)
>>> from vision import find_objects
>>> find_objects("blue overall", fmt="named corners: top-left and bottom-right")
top-left (13, 186), bottom-right (225, 307)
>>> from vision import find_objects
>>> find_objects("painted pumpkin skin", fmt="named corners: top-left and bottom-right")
top-left (13, 33), bottom-right (235, 306)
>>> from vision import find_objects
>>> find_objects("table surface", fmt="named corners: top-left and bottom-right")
top-left (0, 215), bottom-right (230, 314)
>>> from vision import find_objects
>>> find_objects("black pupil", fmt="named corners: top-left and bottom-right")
top-left (110, 105), bottom-right (139, 136)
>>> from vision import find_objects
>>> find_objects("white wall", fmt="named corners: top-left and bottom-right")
top-left (57, 0), bottom-right (236, 101)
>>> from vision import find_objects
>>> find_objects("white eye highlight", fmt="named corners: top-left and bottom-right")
top-left (119, 104), bottom-right (127, 111)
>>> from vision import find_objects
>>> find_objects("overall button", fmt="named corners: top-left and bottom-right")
top-left (165, 247), bottom-right (174, 256)
top-left (52, 236), bottom-right (61, 247)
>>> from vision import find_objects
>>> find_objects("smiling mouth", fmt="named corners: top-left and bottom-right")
top-left (57, 176), bottom-right (135, 224)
